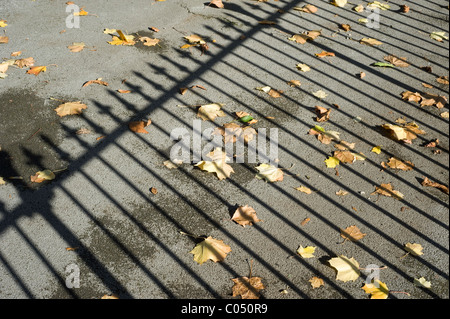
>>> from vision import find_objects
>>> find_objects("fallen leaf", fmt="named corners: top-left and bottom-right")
top-left (0, 36), bottom-right (9, 43)
top-left (74, 8), bottom-right (88, 16)
top-left (117, 89), bottom-right (131, 94)
top-left (76, 128), bottom-right (91, 135)
top-left (197, 103), bottom-right (225, 121)
top-left (359, 72), bottom-right (366, 79)
top-left (300, 217), bottom-right (311, 226)
top-left (129, 119), bottom-right (151, 134)
top-left (184, 34), bottom-right (206, 44)
top-left (414, 277), bottom-right (431, 289)
top-left (420, 93), bottom-right (448, 109)
top-left (421, 177), bottom-right (449, 194)
top-left (401, 91), bottom-right (422, 103)
top-left (325, 156), bottom-right (340, 168)
top-left (195, 148), bottom-right (234, 180)
top-left (328, 256), bottom-right (360, 282)
top-left (360, 38), bottom-right (383, 46)
top-left (297, 246), bottom-right (316, 258)
top-left (108, 30), bottom-right (135, 46)
top-left (340, 225), bottom-right (366, 242)
top-left (335, 141), bottom-right (355, 150)
top-left (441, 111), bottom-right (449, 118)
top-left (296, 63), bottom-right (311, 72)
top-left (309, 277), bottom-right (324, 289)
top-left (140, 37), bottom-right (160, 47)
top-left (315, 51), bottom-right (335, 58)
top-left (422, 83), bottom-right (433, 89)
top-left (27, 66), bottom-right (47, 75)
top-left (313, 90), bottom-right (328, 99)
top-left (371, 183), bottom-right (404, 200)
top-left (82, 78), bottom-right (109, 87)
top-left (333, 150), bottom-right (355, 164)
top-left (268, 89), bottom-right (283, 98)
top-left (150, 187), bottom-right (158, 194)
top-left (340, 24), bottom-right (351, 31)
top-left (0, 177), bottom-right (6, 185)
top-left (209, 0), bottom-right (224, 8)
top-left (67, 42), bottom-right (86, 52)
top-left (436, 75), bottom-right (449, 85)
top-left (424, 139), bottom-right (439, 147)
top-left (353, 4), bottom-right (364, 12)
top-left (372, 62), bottom-right (395, 68)
top-left (309, 125), bottom-right (340, 144)
top-left (11, 51), bottom-right (22, 57)
top-left (315, 106), bottom-right (331, 122)
top-left (386, 157), bottom-right (414, 171)
top-left (368, 1), bottom-right (390, 10)
top-left (335, 189), bottom-right (348, 196)
top-left (362, 280), bottom-right (389, 299)
top-left (103, 28), bottom-right (117, 34)
top-left (231, 205), bottom-right (261, 227)
top-left (163, 159), bottom-right (182, 169)
top-left (14, 57), bottom-right (35, 68)
top-left (332, 0), bottom-right (347, 7)
top-left (0, 20), bottom-right (7, 28)
top-left (371, 146), bottom-right (382, 154)
top-left (231, 276), bottom-right (265, 299)
top-left (404, 243), bottom-right (424, 256)
top-left (190, 236), bottom-right (231, 264)
top-left (381, 123), bottom-right (425, 141)
top-left (255, 163), bottom-right (283, 182)
top-left (430, 31), bottom-right (448, 42)
top-left (287, 80), bottom-right (301, 87)
top-left (54, 101), bottom-right (87, 117)
top-left (30, 169), bottom-right (56, 183)
top-left (258, 20), bottom-right (277, 25)
top-left (295, 186), bottom-right (313, 194)
top-left (101, 294), bottom-right (119, 299)
top-left (384, 55), bottom-right (409, 67)
top-left (400, 5), bottom-right (410, 13)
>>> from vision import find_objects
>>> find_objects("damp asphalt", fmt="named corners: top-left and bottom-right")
top-left (0, 0), bottom-right (448, 302)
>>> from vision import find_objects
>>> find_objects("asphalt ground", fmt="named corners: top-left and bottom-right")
top-left (0, 0), bottom-right (448, 303)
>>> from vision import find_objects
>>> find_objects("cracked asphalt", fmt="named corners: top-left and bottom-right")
top-left (0, 0), bottom-right (448, 303)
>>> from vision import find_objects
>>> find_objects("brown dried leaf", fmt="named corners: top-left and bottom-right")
top-left (384, 55), bottom-right (409, 67)
top-left (315, 106), bottom-right (331, 122)
top-left (129, 119), bottom-right (151, 134)
top-left (231, 205), bottom-right (261, 227)
top-left (340, 225), bottom-right (367, 242)
top-left (14, 57), bottom-right (35, 68)
top-left (386, 157), bottom-right (414, 171)
top-left (421, 177), bottom-right (449, 194)
top-left (82, 78), bottom-right (109, 87)
top-left (371, 183), bottom-right (404, 200)
top-left (54, 101), bottom-right (87, 117)
top-left (232, 276), bottom-right (265, 299)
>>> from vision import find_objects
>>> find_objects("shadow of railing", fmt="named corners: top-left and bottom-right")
top-left (0, 0), bottom-right (448, 299)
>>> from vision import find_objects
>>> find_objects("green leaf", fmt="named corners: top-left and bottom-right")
top-left (372, 62), bottom-right (395, 68)
top-left (239, 115), bottom-right (254, 123)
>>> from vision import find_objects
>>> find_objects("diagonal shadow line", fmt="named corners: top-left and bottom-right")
top-left (65, 106), bottom-right (351, 298)
top-left (258, 0), bottom-right (449, 54)
top-left (274, 4), bottom-right (450, 82)
top-left (208, 12), bottom-right (450, 129)
top-left (271, 0), bottom-right (450, 57)
top-left (0, 250), bottom-right (34, 298)
top-left (97, 83), bottom-right (448, 287)
top-left (142, 56), bottom-right (450, 207)
top-left (92, 91), bottom-right (448, 297)
top-left (172, 38), bottom-right (450, 165)
top-left (124, 71), bottom-right (449, 251)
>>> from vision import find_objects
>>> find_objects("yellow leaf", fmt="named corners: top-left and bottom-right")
top-left (190, 236), bottom-right (231, 264)
top-left (332, 0), bottom-right (347, 7)
top-left (371, 146), bottom-right (382, 154)
top-left (297, 246), bottom-right (316, 258)
top-left (295, 186), bottom-right (313, 194)
top-left (255, 163), bottom-right (283, 182)
top-left (296, 63), bottom-right (311, 72)
top-left (74, 9), bottom-right (88, 16)
top-left (54, 101), bottom-right (87, 117)
top-left (27, 66), bottom-right (47, 75)
top-left (328, 256), bottom-right (360, 282)
top-left (404, 243), bottom-right (423, 256)
top-left (0, 177), bottom-right (6, 185)
top-left (30, 169), bottom-right (56, 183)
top-left (414, 277), bottom-right (431, 289)
top-left (362, 280), bottom-right (389, 299)
top-left (0, 20), bottom-right (7, 28)
top-left (103, 28), bottom-right (117, 34)
top-left (325, 156), bottom-right (340, 168)
top-left (184, 34), bottom-right (205, 44)
top-left (195, 148), bottom-right (234, 180)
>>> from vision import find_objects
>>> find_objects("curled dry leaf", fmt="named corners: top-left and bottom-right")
top-left (386, 157), bottom-right (414, 171)
top-left (340, 225), bottom-right (366, 242)
top-left (30, 169), bottom-right (55, 183)
top-left (195, 148), bottom-right (234, 180)
top-left (27, 66), bottom-right (47, 75)
top-left (208, 0), bottom-right (224, 8)
top-left (371, 183), bottom-right (404, 200)
top-left (14, 57), bottom-right (35, 68)
top-left (231, 276), bottom-right (265, 299)
top-left (255, 163), bottom-right (283, 182)
top-left (140, 37), bottom-right (160, 47)
top-left (340, 24), bottom-right (351, 31)
top-left (384, 55), bottom-right (409, 67)
top-left (231, 205), bottom-right (261, 227)
top-left (360, 38), bottom-right (383, 46)
top-left (436, 75), bottom-right (449, 85)
top-left (404, 243), bottom-right (424, 256)
top-left (287, 80), bottom-right (301, 87)
top-left (190, 236), bottom-right (231, 264)
top-left (117, 89), bottom-right (131, 94)
top-left (315, 51), bottom-right (335, 58)
top-left (295, 186), bottom-right (313, 194)
top-left (309, 125), bottom-right (341, 144)
top-left (82, 78), bottom-right (109, 87)
top-left (129, 119), bottom-right (151, 134)
top-left (421, 177), bottom-right (449, 194)
top-left (315, 105), bottom-right (331, 122)
top-left (55, 101), bottom-right (87, 117)
top-left (0, 36), bottom-right (9, 43)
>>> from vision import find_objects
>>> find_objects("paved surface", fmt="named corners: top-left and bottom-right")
top-left (0, 0), bottom-right (448, 300)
